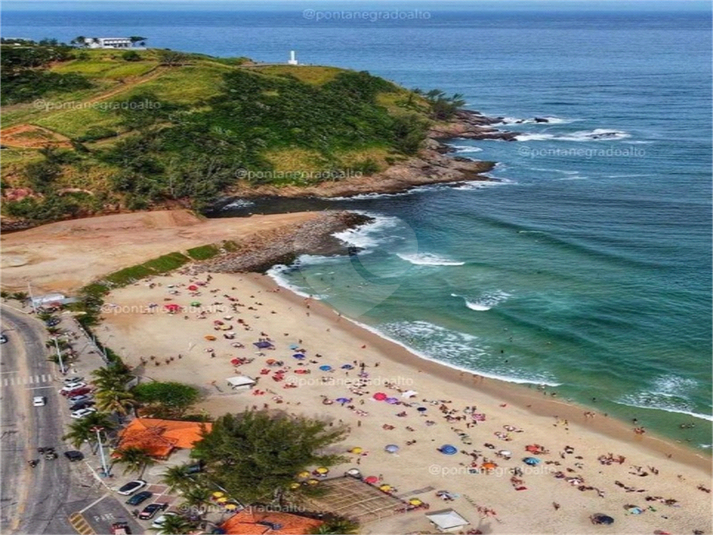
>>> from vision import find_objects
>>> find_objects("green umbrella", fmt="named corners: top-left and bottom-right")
top-left (191, 301), bottom-right (201, 306)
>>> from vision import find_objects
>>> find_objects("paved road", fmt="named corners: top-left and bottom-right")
top-left (1, 305), bottom-right (144, 535)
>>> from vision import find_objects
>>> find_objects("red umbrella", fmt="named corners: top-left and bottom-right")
top-left (364, 476), bottom-right (379, 484)
top-left (164, 304), bottom-right (181, 312)
top-left (231, 358), bottom-right (241, 366)
top-left (373, 392), bottom-right (387, 401)
top-left (188, 285), bottom-right (199, 291)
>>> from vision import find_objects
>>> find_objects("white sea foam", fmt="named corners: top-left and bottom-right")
top-left (220, 198), bottom-right (255, 210)
top-left (515, 129), bottom-right (631, 142)
top-left (450, 144), bottom-right (484, 153)
top-left (266, 264), bottom-right (316, 299)
top-left (616, 375), bottom-right (713, 422)
top-left (397, 253), bottom-right (465, 266)
top-left (452, 290), bottom-right (511, 311)
top-left (332, 213), bottom-right (401, 250)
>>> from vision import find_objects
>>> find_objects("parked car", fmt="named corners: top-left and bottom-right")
top-left (45, 317), bottom-right (61, 327)
top-left (67, 393), bottom-right (93, 404)
top-left (65, 390), bottom-right (92, 401)
top-left (117, 479), bottom-right (147, 496)
top-left (32, 396), bottom-right (47, 407)
top-left (151, 512), bottom-right (177, 529)
top-left (126, 491), bottom-right (153, 506)
top-left (64, 451), bottom-right (84, 462)
top-left (63, 376), bottom-right (84, 386)
top-left (138, 502), bottom-right (168, 520)
top-left (69, 400), bottom-right (95, 411)
top-left (70, 407), bottom-right (97, 419)
top-left (60, 383), bottom-right (88, 395)
top-left (110, 522), bottom-right (132, 535)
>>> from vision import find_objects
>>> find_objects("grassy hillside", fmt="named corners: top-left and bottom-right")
top-left (1, 41), bottom-right (462, 224)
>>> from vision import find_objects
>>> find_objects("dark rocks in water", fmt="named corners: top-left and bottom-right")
top-left (195, 211), bottom-right (373, 274)
top-left (534, 117), bottom-right (549, 123)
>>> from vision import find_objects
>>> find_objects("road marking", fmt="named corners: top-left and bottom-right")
top-left (26, 386), bottom-right (54, 390)
top-left (69, 512), bottom-right (96, 535)
top-left (0, 371), bottom-right (19, 375)
top-left (78, 493), bottom-right (109, 514)
top-left (27, 376), bottom-right (34, 385)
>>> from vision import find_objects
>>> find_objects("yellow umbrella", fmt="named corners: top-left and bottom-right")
top-left (224, 503), bottom-right (239, 511)
top-left (350, 447), bottom-right (363, 454)
top-left (409, 499), bottom-right (422, 506)
top-left (297, 471), bottom-right (310, 479)
top-left (212, 491), bottom-right (225, 498)
top-left (289, 483), bottom-right (301, 490)
top-left (217, 497), bottom-right (228, 504)
top-left (316, 467), bottom-right (329, 474)
top-left (204, 335), bottom-right (216, 341)
top-left (307, 479), bottom-right (319, 486)
top-left (379, 484), bottom-right (391, 492)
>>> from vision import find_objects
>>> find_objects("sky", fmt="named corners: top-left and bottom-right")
top-left (2, 0), bottom-right (710, 10)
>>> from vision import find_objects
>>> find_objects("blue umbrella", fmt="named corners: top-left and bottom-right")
top-left (523, 457), bottom-right (540, 466)
top-left (341, 364), bottom-right (354, 370)
top-left (293, 353), bottom-right (305, 359)
top-left (336, 397), bottom-right (350, 404)
top-left (385, 444), bottom-right (399, 453)
top-left (440, 445), bottom-right (457, 455)
top-left (319, 365), bottom-right (332, 372)
top-left (417, 407), bottom-right (427, 412)
top-left (289, 344), bottom-right (300, 350)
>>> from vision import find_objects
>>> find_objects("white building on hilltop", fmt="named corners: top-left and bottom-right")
top-left (84, 37), bottom-right (132, 49)
top-left (287, 50), bottom-right (298, 65)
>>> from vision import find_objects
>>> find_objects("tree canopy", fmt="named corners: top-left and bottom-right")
top-left (192, 411), bottom-right (348, 503)
top-left (132, 381), bottom-right (201, 417)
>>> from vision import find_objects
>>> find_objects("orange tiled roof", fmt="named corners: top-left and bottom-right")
top-left (221, 510), bottom-right (323, 535)
top-left (116, 418), bottom-right (212, 457)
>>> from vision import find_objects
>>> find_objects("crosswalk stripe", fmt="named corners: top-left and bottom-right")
top-left (28, 376), bottom-right (34, 384)
top-left (35, 375), bottom-right (40, 383)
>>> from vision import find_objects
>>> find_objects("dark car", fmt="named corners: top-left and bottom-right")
top-left (138, 502), bottom-right (168, 520)
top-left (45, 317), bottom-right (61, 327)
top-left (64, 451), bottom-right (84, 462)
top-left (126, 491), bottom-right (153, 506)
top-left (69, 400), bottom-right (95, 411)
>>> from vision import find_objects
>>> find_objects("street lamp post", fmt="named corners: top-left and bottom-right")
top-left (53, 336), bottom-right (65, 375)
top-left (91, 426), bottom-right (110, 477)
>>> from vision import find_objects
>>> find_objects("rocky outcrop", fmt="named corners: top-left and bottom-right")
top-left (428, 109), bottom-right (519, 141)
top-left (196, 211), bottom-right (372, 273)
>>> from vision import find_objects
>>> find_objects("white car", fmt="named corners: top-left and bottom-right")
top-left (70, 407), bottom-right (97, 419)
top-left (63, 376), bottom-right (84, 386)
top-left (117, 479), bottom-right (147, 496)
top-left (151, 512), bottom-right (178, 529)
top-left (32, 396), bottom-right (46, 407)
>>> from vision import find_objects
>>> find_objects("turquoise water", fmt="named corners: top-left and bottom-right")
top-left (4, 3), bottom-right (711, 448)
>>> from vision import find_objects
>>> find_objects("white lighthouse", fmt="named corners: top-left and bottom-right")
top-left (287, 50), bottom-right (298, 65)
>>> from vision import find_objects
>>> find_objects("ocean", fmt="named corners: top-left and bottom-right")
top-left (4, 2), bottom-right (711, 449)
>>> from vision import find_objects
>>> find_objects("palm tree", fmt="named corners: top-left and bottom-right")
top-left (92, 364), bottom-right (132, 391)
top-left (114, 446), bottom-right (156, 477)
top-left (63, 413), bottom-right (115, 449)
top-left (71, 35), bottom-right (86, 46)
top-left (151, 513), bottom-right (191, 535)
top-left (309, 518), bottom-right (360, 534)
top-left (95, 389), bottom-right (136, 421)
top-left (161, 464), bottom-right (197, 493)
top-left (181, 486), bottom-right (212, 513)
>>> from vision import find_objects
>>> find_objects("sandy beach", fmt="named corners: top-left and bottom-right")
top-left (96, 269), bottom-right (712, 535)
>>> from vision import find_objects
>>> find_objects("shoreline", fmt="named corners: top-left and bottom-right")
top-left (250, 273), bottom-right (712, 474)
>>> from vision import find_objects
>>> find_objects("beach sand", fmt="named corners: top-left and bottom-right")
top-left (97, 270), bottom-right (712, 535)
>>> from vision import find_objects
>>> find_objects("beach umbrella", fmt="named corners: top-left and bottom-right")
top-left (293, 353), bottom-right (305, 359)
top-left (164, 303), bottom-right (181, 312)
top-left (341, 364), bottom-right (354, 370)
top-left (385, 444), bottom-right (399, 453)
top-left (591, 514), bottom-right (615, 525)
top-left (345, 468), bottom-right (362, 478)
top-left (191, 301), bottom-right (201, 307)
top-left (364, 476), bottom-right (379, 484)
top-left (350, 447), bottom-right (363, 454)
top-left (385, 397), bottom-right (399, 404)
top-left (379, 484), bottom-right (392, 492)
top-left (373, 392), bottom-right (387, 401)
top-left (297, 471), bottom-right (310, 479)
top-left (289, 344), bottom-right (300, 350)
top-left (409, 499), bottom-right (423, 506)
top-left (216, 497), bottom-right (228, 504)
top-left (417, 407), bottom-right (428, 412)
top-left (440, 445), bottom-right (458, 455)
top-left (525, 444), bottom-right (542, 453)
top-left (212, 491), bottom-right (225, 499)
top-left (230, 358), bottom-right (241, 366)
top-left (188, 285), bottom-right (199, 291)
top-left (319, 365), bottom-right (332, 372)
top-left (224, 503), bottom-right (239, 511)
top-left (307, 479), bottom-right (319, 486)
top-left (266, 359), bottom-right (276, 364)
top-left (626, 506), bottom-right (642, 515)
top-left (336, 397), bottom-right (350, 403)
top-left (499, 450), bottom-right (512, 458)
top-left (289, 483), bottom-right (301, 490)
top-left (523, 457), bottom-right (540, 466)
top-left (316, 467), bottom-right (329, 474)
top-left (204, 335), bottom-right (216, 341)
top-left (482, 462), bottom-right (498, 470)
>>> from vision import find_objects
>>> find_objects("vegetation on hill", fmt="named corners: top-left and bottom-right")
top-left (1, 40), bottom-right (463, 225)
